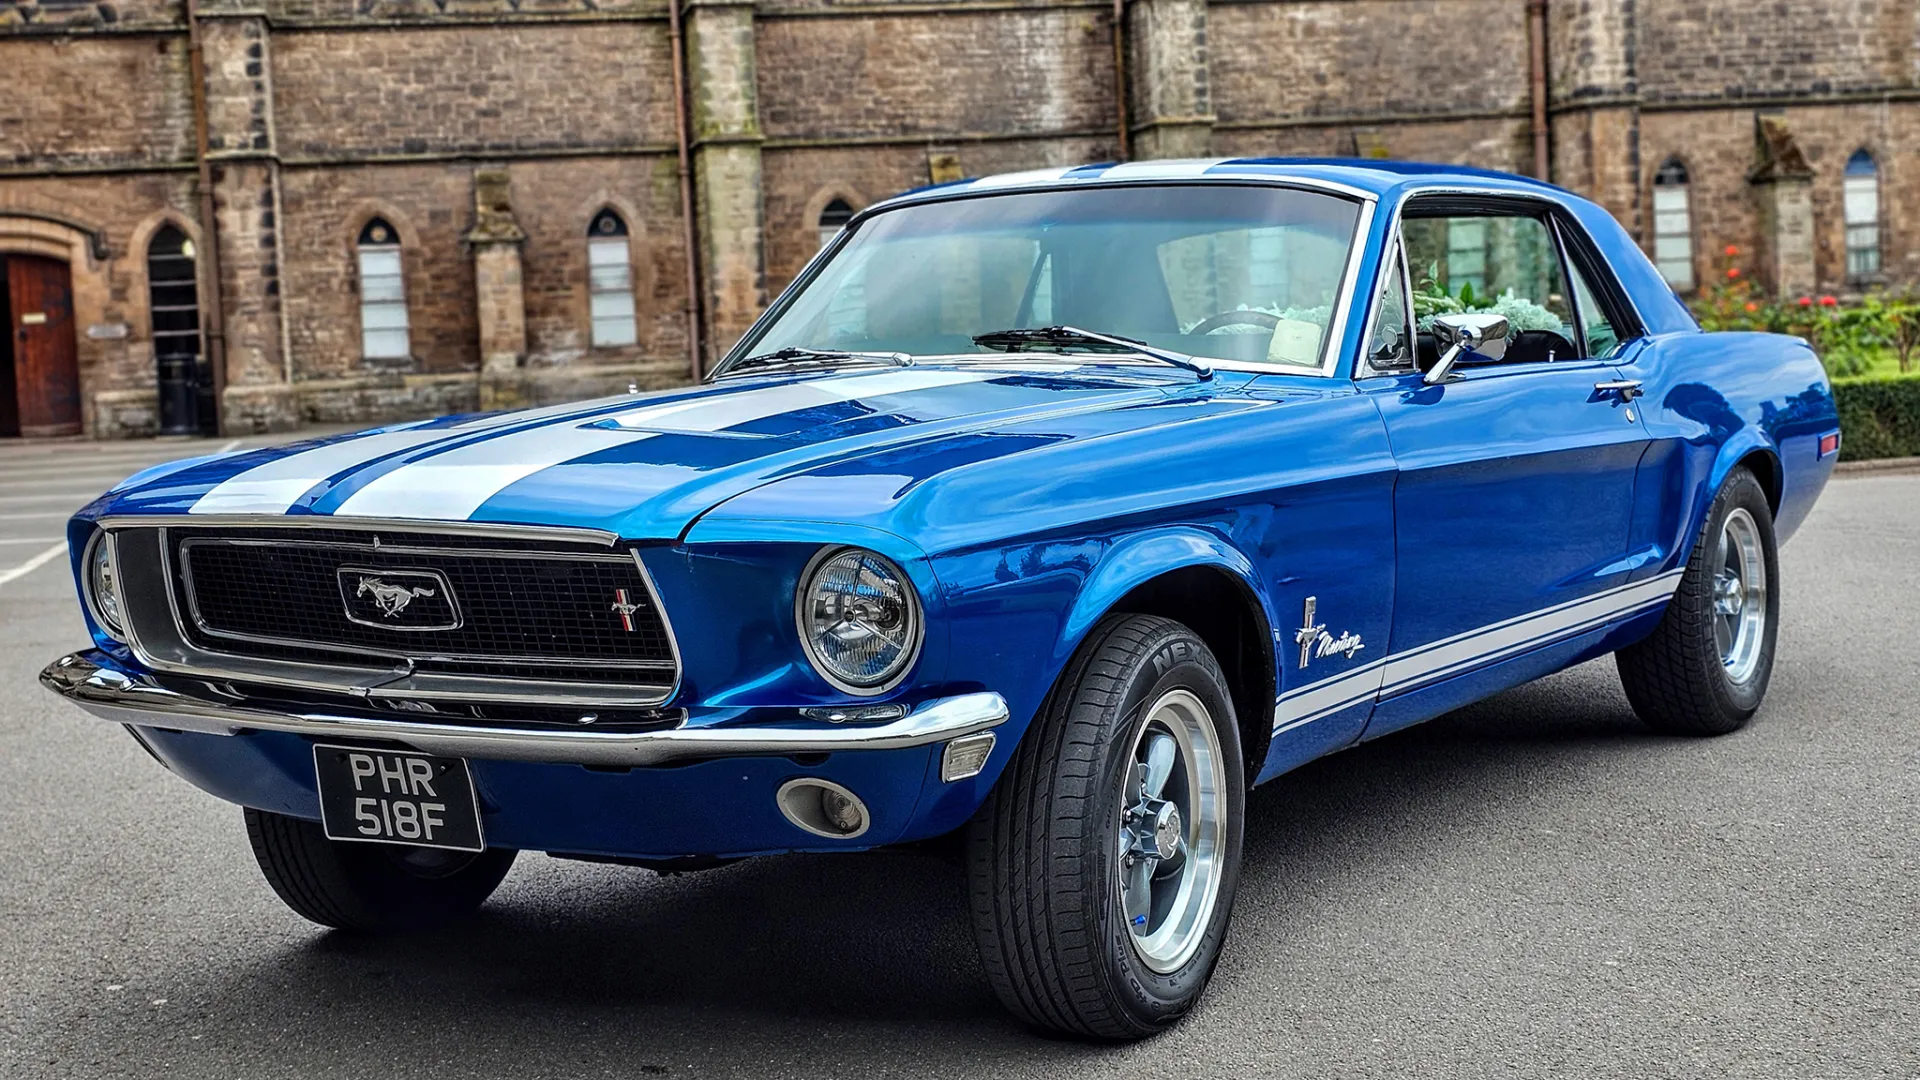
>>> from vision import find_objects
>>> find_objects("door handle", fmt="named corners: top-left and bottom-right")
top-left (1594, 379), bottom-right (1643, 402)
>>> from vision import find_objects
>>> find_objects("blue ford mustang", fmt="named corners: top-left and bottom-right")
top-left (43, 159), bottom-right (1840, 1039)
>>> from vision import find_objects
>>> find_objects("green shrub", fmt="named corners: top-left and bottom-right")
top-left (1834, 373), bottom-right (1920, 461)
top-left (1686, 246), bottom-right (1920, 381)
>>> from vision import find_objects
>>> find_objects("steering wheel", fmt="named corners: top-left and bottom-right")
top-left (1187, 309), bottom-right (1281, 336)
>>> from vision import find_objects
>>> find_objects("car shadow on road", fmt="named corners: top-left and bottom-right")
top-left (38, 663), bottom-right (1668, 1073)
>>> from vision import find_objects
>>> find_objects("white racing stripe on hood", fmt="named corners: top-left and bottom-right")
top-left (187, 421), bottom-right (449, 515)
top-left (332, 368), bottom-right (1002, 521)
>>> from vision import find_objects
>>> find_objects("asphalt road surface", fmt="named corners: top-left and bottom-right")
top-left (2, 437), bottom-right (1915, 1079)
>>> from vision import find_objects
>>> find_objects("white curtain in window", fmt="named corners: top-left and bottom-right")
top-left (358, 246), bottom-right (410, 360)
top-left (1652, 186), bottom-right (1694, 290)
top-left (589, 237), bottom-right (638, 347)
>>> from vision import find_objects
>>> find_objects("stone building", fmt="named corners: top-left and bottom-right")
top-left (0, 0), bottom-right (1911, 438)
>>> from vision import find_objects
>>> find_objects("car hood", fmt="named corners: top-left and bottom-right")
top-left (91, 363), bottom-right (1200, 540)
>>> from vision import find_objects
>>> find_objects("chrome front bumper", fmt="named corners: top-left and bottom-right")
top-left (40, 652), bottom-right (1009, 769)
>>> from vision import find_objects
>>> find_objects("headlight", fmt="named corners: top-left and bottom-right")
top-left (87, 534), bottom-right (126, 638)
top-left (796, 546), bottom-right (923, 694)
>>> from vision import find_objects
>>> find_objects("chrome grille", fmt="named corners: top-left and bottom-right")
top-left (153, 524), bottom-right (677, 699)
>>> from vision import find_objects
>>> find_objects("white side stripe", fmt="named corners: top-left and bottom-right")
top-left (335, 369), bottom-right (1001, 521)
top-left (1272, 659), bottom-right (1386, 735)
top-left (1381, 572), bottom-right (1682, 694)
top-left (1271, 571), bottom-right (1683, 735)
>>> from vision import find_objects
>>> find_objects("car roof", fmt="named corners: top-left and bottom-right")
top-left (876, 157), bottom-right (1574, 208)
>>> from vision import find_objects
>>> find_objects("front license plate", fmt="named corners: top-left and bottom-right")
top-left (313, 745), bottom-right (485, 853)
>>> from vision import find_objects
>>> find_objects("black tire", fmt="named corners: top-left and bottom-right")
top-left (244, 807), bottom-right (517, 932)
top-left (966, 614), bottom-right (1245, 1041)
top-left (1617, 467), bottom-right (1780, 735)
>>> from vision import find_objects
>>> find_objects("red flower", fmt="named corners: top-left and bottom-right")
top-left (1819, 295), bottom-right (1838, 307)
top-left (1744, 302), bottom-right (1759, 312)
top-left (1727, 267), bottom-right (1741, 279)
top-left (1798, 296), bottom-right (1814, 307)
top-left (1725, 245), bottom-right (1740, 257)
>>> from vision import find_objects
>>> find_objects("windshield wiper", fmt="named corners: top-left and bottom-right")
top-left (970, 325), bottom-right (1212, 379)
top-left (710, 346), bottom-right (913, 381)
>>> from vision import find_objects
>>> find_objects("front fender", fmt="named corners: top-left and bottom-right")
top-left (912, 522), bottom-right (1276, 842)
top-left (1057, 526), bottom-right (1273, 669)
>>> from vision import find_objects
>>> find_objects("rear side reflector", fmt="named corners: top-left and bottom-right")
top-left (1819, 432), bottom-right (1841, 458)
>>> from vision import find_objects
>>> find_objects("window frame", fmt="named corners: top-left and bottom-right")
top-left (1355, 190), bottom-right (1645, 381)
top-left (355, 217), bottom-right (411, 363)
top-left (1359, 237), bottom-right (1417, 374)
top-left (586, 208), bottom-right (638, 349)
top-left (1650, 159), bottom-right (1696, 292)
top-left (1843, 149), bottom-right (1883, 284)
top-left (145, 223), bottom-right (203, 365)
top-left (722, 178), bottom-right (1381, 380)
top-left (817, 198), bottom-right (855, 252)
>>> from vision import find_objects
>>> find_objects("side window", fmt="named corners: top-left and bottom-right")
top-left (1564, 256), bottom-right (1621, 358)
top-left (1403, 212), bottom-right (1577, 365)
top-left (1364, 243), bottom-right (1412, 368)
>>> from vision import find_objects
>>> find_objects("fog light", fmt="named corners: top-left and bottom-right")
top-left (941, 732), bottom-right (996, 782)
top-left (775, 778), bottom-right (871, 839)
top-left (821, 788), bottom-right (863, 832)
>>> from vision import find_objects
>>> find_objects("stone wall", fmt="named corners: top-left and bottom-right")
top-left (1, 0), bottom-right (1917, 437)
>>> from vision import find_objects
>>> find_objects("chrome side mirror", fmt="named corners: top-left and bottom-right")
top-left (1424, 312), bottom-right (1511, 384)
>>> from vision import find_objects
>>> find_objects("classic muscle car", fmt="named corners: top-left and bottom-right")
top-left (43, 159), bottom-right (1840, 1040)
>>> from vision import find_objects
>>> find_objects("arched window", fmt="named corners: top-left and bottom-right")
top-left (356, 218), bottom-right (410, 360)
top-left (1845, 149), bottom-right (1881, 280)
top-left (1652, 158), bottom-right (1695, 291)
top-left (148, 224), bottom-right (206, 436)
top-left (818, 198), bottom-right (854, 251)
top-left (587, 209), bottom-right (637, 347)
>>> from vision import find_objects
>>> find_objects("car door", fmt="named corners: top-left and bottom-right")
top-left (1356, 197), bottom-right (1654, 737)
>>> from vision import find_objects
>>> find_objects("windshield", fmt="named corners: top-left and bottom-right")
top-left (737, 184), bottom-right (1364, 370)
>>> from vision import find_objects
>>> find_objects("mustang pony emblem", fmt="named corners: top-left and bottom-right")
top-left (610, 588), bottom-right (641, 632)
top-left (357, 576), bottom-right (437, 618)
top-left (1295, 595), bottom-right (1364, 669)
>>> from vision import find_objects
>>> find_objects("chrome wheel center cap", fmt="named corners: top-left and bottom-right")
top-left (1714, 571), bottom-right (1745, 615)
top-left (1152, 804), bottom-right (1183, 861)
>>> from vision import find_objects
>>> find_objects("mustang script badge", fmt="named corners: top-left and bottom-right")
top-left (1294, 596), bottom-right (1365, 669)
top-left (336, 566), bottom-right (462, 631)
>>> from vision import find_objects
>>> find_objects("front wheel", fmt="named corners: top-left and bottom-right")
top-left (967, 614), bottom-right (1245, 1040)
top-left (245, 808), bottom-right (517, 932)
top-left (1616, 467), bottom-right (1780, 735)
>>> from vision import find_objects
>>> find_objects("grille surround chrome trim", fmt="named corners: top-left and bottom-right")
top-left (98, 518), bottom-right (683, 708)
top-left (170, 533), bottom-right (675, 672)
top-left (96, 514), bottom-right (624, 547)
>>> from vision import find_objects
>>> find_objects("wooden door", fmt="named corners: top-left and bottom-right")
top-left (8, 255), bottom-right (81, 437)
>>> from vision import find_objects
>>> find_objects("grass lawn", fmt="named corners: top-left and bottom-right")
top-left (1837, 349), bottom-right (1918, 379)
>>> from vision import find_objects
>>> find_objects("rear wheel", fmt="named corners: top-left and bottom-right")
top-left (244, 807), bottom-right (517, 932)
top-left (967, 614), bottom-right (1244, 1040)
top-left (1617, 467), bottom-right (1780, 735)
